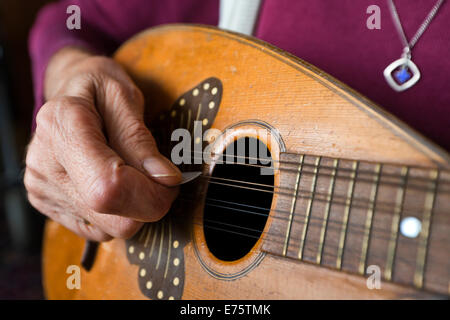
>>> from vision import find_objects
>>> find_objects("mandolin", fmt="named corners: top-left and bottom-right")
top-left (42, 24), bottom-right (450, 299)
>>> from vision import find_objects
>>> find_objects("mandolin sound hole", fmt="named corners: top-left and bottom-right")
top-left (203, 137), bottom-right (274, 261)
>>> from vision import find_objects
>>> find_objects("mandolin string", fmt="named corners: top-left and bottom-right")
top-left (177, 195), bottom-right (429, 244)
top-left (162, 207), bottom-right (421, 267)
top-left (195, 176), bottom-right (447, 218)
top-left (177, 196), bottom-right (394, 240)
top-left (186, 155), bottom-right (450, 194)
top-left (183, 196), bottom-right (402, 238)
top-left (187, 150), bottom-right (450, 189)
top-left (201, 175), bottom-right (447, 217)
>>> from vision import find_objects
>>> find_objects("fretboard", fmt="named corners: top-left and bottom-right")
top-left (262, 152), bottom-right (450, 296)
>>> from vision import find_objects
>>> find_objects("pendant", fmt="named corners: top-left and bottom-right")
top-left (383, 57), bottom-right (421, 92)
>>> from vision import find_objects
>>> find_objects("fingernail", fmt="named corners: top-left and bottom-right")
top-left (143, 156), bottom-right (182, 186)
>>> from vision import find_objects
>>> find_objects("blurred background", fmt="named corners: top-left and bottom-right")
top-left (0, 0), bottom-right (53, 299)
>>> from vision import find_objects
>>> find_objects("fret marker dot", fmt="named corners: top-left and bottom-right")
top-left (169, 296), bottom-right (175, 300)
top-left (179, 98), bottom-right (185, 106)
top-left (203, 83), bottom-right (210, 90)
top-left (139, 252), bottom-right (145, 260)
top-left (173, 240), bottom-right (179, 248)
top-left (208, 101), bottom-right (215, 109)
top-left (193, 89), bottom-right (199, 96)
top-left (211, 87), bottom-right (218, 95)
top-left (140, 268), bottom-right (146, 277)
top-left (171, 110), bottom-right (176, 117)
top-left (400, 217), bottom-right (422, 238)
top-left (173, 258), bottom-right (180, 266)
top-left (202, 118), bottom-right (208, 126)
top-left (128, 246), bottom-right (134, 254)
top-left (157, 290), bottom-right (164, 299)
top-left (173, 277), bottom-right (179, 286)
top-left (195, 137), bottom-right (201, 144)
top-left (146, 281), bottom-right (152, 289)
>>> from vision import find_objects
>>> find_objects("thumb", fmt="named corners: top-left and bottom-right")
top-left (100, 80), bottom-right (181, 186)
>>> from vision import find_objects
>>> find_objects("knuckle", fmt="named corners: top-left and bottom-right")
top-left (23, 170), bottom-right (34, 193)
top-left (85, 174), bottom-right (123, 214)
top-left (35, 101), bottom-right (56, 134)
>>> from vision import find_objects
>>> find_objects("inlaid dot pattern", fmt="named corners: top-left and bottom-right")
top-left (157, 290), bottom-right (164, 299)
top-left (171, 110), bottom-right (177, 117)
top-left (128, 246), bottom-right (134, 254)
top-left (193, 88), bottom-right (199, 96)
top-left (208, 101), bottom-right (215, 109)
top-left (173, 240), bottom-right (179, 249)
top-left (173, 277), bottom-right (179, 286)
top-left (140, 268), bottom-right (146, 277)
top-left (179, 98), bottom-right (185, 106)
top-left (146, 281), bottom-right (152, 289)
top-left (202, 118), bottom-right (208, 126)
top-left (195, 137), bottom-right (201, 144)
top-left (139, 252), bottom-right (145, 260)
top-left (400, 216), bottom-right (422, 238)
top-left (211, 87), bottom-right (218, 95)
top-left (173, 258), bottom-right (180, 266)
top-left (169, 296), bottom-right (174, 300)
top-left (203, 83), bottom-right (210, 90)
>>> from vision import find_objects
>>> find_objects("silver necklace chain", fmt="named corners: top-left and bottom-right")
top-left (388, 0), bottom-right (445, 58)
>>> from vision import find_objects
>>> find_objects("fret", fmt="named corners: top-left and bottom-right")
top-left (358, 164), bottom-right (381, 274)
top-left (263, 152), bottom-right (450, 296)
top-left (384, 166), bottom-right (409, 281)
top-left (414, 169), bottom-right (439, 288)
top-left (336, 160), bottom-right (358, 270)
top-left (423, 170), bottom-right (450, 295)
top-left (282, 155), bottom-right (304, 256)
top-left (298, 156), bottom-right (321, 260)
top-left (316, 159), bottom-right (338, 264)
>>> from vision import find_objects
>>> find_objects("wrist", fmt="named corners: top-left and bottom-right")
top-left (44, 46), bottom-right (94, 100)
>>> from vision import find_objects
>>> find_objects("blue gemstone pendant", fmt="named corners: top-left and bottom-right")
top-left (394, 67), bottom-right (412, 84)
top-left (384, 57), bottom-right (421, 92)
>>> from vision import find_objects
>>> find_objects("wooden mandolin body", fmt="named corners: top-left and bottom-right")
top-left (42, 25), bottom-right (449, 299)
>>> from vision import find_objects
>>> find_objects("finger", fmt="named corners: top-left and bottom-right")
top-left (85, 211), bottom-right (144, 239)
top-left (39, 96), bottom-right (178, 221)
top-left (97, 76), bottom-right (182, 186)
top-left (27, 193), bottom-right (111, 242)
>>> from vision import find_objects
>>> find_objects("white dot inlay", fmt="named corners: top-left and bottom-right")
top-left (400, 216), bottom-right (422, 238)
top-left (173, 258), bottom-right (180, 266)
top-left (193, 88), bottom-right (199, 96)
top-left (171, 110), bottom-right (177, 117)
top-left (146, 281), bottom-right (152, 289)
top-left (179, 98), bottom-right (185, 106)
top-left (140, 268), bottom-right (146, 277)
top-left (203, 83), bottom-right (210, 90)
top-left (202, 118), bottom-right (208, 126)
top-left (157, 290), bottom-right (164, 299)
top-left (208, 101), bottom-right (215, 109)
top-left (173, 277), bottom-right (179, 286)
top-left (139, 252), bottom-right (145, 260)
top-left (168, 296), bottom-right (174, 300)
top-left (211, 87), bottom-right (218, 95)
top-left (173, 240), bottom-right (179, 249)
top-left (128, 246), bottom-right (134, 254)
top-left (195, 137), bottom-right (201, 144)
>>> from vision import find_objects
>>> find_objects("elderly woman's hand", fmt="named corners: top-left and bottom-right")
top-left (24, 47), bottom-right (181, 241)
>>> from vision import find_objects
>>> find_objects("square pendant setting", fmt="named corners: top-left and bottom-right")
top-left (384, 58), bottom-right (421, 92)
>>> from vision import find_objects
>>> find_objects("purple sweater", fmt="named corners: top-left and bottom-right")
top-left (29, 0), bottom-right (450, 151)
